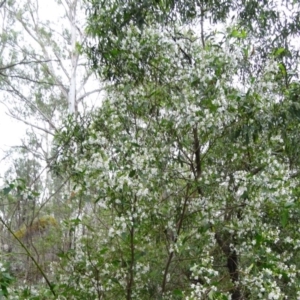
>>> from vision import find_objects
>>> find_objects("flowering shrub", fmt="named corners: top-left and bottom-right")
top-left (50, 11), bottom-right (300, 298)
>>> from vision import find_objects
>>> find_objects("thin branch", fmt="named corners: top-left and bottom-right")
top-left (14, 15), bottom-right (69, 99)
top-left (7, 112), bottom-right (55, 135)
top-left (77, 88), bottom-right (103, 103)
top-left (36, 177), bottom-right (71, 216)
top-left (126, 195), bottom-right (136, 300)
top-left (53, 50), bottom-right (70, 80)
top-left (193, 127), bottom-right (201, 179)
top-left (0, 73), bottom-right (61, 86)
top-left (0, 216), bottom-right (56, 297)
top-left (0, 81), bottom-right (57, 131)
top-left (0, 58), bottom-right (55, 72)
top-left (77, 70), bottom-right (93, 95)
top-left (0, 0), bottom-right (6, 8)
top-left (162, 184), bottom-right (190, 293)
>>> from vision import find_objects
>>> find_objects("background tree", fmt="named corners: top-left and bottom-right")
top-left (0, 0), bottom-right (102, 294)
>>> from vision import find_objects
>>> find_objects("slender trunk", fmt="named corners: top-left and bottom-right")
top-left (68, 0), bottom-right (78, 114)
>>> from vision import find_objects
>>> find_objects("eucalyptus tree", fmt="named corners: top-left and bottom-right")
top-left (0, 0), bottom-right (103, 226)
top-left (0, 0), bottom-right (102, 293)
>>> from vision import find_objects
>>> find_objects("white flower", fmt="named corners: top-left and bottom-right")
top-left (108, 227), bottom-right (115, 237)
top-left (268, 291), bottom-right (280, 299)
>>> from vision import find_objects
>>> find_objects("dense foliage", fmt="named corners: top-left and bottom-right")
top-left (1, 0), bottom-right (300, 299)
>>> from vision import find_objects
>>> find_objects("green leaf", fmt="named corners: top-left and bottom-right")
top-left (2, 184), bottom-right (14, 195)
top-left (278, 63), bottom-right (287, 76)
top-left (280, 208), bottom-right (289, 228)
top-left (255, 233), bottom-right (263, 246)
top-left (230, 28), bottom-right (247, 38)
top-left (110, 48), bottom-right (120, 57)
top-left (273, 47), bottom-right (286, 57)
top-left (70, 218), bottom-right (81, 226)
top-left (173, 288), bottom-right (183, 296)
top-left (99, 247), bottom-right (109, 254)
top-left (129, 169), bottom-right (136, 178)
top-left (110, 277), bottom-right (120, 285)
top-left (208, 290), bottom-right (215, 299)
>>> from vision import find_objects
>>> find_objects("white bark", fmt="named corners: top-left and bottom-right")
top-left (68, 0), bottom-right (78, 114)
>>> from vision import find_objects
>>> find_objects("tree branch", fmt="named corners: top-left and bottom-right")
top-left (5, 111), bottom-right (55, 135)
top-left (0, 0), bottom-right (6, 8)
top-left (162, 184), bottom-right (190, 293)
top-left (0, 86), bottom-right (57, 132)
top-left (0, 58), bottom-right (55, 72)
top-left (0, 216), bottom-right (56, 297)
top-left (77, 88), bottom-right (103, 103)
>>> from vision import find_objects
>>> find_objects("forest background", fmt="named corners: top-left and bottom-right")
top-left (0, 0), bottom-right (300, 299)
